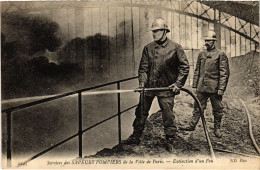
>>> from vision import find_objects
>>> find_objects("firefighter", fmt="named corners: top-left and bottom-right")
top-left (122, 18), bottom-right (189, 150)
top-left (180, 30), bottom-right (230, 138)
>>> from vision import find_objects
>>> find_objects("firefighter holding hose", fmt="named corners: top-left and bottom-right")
top-left (122, 18), bottom-right (189, 150)
top-left (180, 30), bottom-right (230, 138)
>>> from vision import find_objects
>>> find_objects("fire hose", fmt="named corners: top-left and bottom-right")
top-left (80, 87), bottom-right (260, 159)
top-left (82, 87), bottom-right (215, 159)
top-left (75, 87), bottom-right (260, 158)
top-left (134, 87), bottom-right (216, 160)
top-left (239, 99), bottom-right (260, 155)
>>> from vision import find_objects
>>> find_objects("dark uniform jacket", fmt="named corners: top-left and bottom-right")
top-left (138, 38), bottom-right (189, 97)
top-left (192, 48), bottom-right (230, 93)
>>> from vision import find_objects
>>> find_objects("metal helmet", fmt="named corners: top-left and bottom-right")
top-left (205, 30), bottom-right (217, 41)
top-left (150, 18), bottom-right (170, 33)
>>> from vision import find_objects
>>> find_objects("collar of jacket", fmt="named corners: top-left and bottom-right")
top-left (154, 38), bottom-right (169, 48)
top-left (207, 47), bottom-right (217, 52)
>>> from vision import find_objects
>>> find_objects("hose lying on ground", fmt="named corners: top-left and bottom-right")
top-left (213, 148), bottom-right (259, 158)
top-left (239, 99), bottom-right (260, 155)
top-left (213, 98), bottom-right (260, 157)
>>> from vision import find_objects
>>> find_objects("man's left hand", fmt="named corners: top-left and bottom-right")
top-left (217, 90), bottom-right (224, 96)
top-left (169, 84), bottom-right (180, 95)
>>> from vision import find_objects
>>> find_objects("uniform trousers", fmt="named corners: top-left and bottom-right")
top-left (133, 95), bottom-right (176, 137)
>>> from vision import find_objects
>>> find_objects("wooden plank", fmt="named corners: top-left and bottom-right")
top-left (221, 26), bottom-right (226, 52)
top-left (186, 15), bottom-right (191, 49)
top-left (241, 36), bottom-right (246, 55)
top-left (66, 8), bottom-right (76, 63)
top-left (154, 7), bottom-right (161, 18)
top-left (235, 33), bottom-right (240, 56)
top-left (147, 8), bottom-right (154, 43)
top-left (225, 28), bottom-right (231, 58)
top-left (166, 10), bottom-right (172, 40)
top-left (116, 7), bottom-right (125, 79)
top-left (91, 8), bottom-right (101, 81)
top-left (230, 31), bottom-right (236, 57)
top-left (47, 8), bottom-right (60, 64)
top-left (59, 8), bottom-right (69, 43)
top-left (133, 7), bottom-right (140, 74)
top-left (108, 7), bottom-right (117, 81)
top-left (67, 8), bottom-right (76, 40)
top-left (74, 8), bottom-right (85, 76)
top-left (198, 19), bottom-right (205, 50)
top-left (133, 7), bottom-right (140, 73)
top-left (139, 7), bottom-right (152, 63)
top-left (179, 14), bottom-right (185, 47)
top-left (106, 6), bottom-right (112, 80)
top-left (161, 10), bottom-right (167, 23)
top-left (92, 8), bottom-right (101, 58)
top-left (239, 36), bottom-right (242, 55)
top-left (246, 39), bottom-right (251, 54)
top-left (75, 8), bottom-right (84, 38)
top-left (173, 12), bottom-right (180, 44)
top-left (139, 8), bottom-right (146, 53)
top-left (192, 16), bottom-right (198, 49)
top-left (125, 7), bottom-right (134, 77)
top-left (170, 6), bottom-right (174, 41)
top-left (100, 7), bottom-right (110, 80)
top-left (83, 8), bottom-right (93, 80)
top-left (143, 8), bottom-right (152, 47)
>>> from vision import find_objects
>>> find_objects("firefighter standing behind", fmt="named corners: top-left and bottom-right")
top-left (180, 30), bottom-right (230, 138)
top-left (122, 18), bottom-right (189, 150)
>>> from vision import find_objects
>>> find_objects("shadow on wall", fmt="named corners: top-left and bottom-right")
top-left (1, 12), bottom-right (135, 99)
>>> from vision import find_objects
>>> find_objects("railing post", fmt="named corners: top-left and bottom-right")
top-left (7, 111), bottom-right (12, 167)
top-left (78, 92), bottom-right (83, 158)
top-left (117, 82), bottom-right (121, 143)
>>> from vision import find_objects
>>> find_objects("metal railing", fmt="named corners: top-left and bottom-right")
top-left (2, 76), bottom-right (138, 167)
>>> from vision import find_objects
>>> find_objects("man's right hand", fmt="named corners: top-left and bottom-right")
top-left (134, 83), bottom-right (145, 92)
top-left (139, 82), bottom-right (145, 88)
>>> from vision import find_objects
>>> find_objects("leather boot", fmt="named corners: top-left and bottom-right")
top-left (214, 116), bottom-right (222, 138)
top-left (179, 113), bottom-right (200, 131)
top-left (121, 133), bottom-right (141, 145)
top-left (165, 135), bottom-right (175, 152)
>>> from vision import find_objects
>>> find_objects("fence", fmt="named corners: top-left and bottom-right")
top-left (2, 76), bottom-right (138, 167)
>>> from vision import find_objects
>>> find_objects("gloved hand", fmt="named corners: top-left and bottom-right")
top-left (134, 83), bottom-right (145, 92)
top-left (139, 82), bottom-right (145, 88)
top-left (217, 90), bottom-right (224, 96)
top-left (169, 84), bottom-right (180, 95)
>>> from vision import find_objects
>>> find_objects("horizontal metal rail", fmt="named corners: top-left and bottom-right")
top-left (2, 76), bottom-right (138, 113)
top-left (4, 76), bottom-right (139, 168)
top-left (19, 103), bottom-right (138, 166)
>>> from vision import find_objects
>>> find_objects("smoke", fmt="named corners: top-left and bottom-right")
top-left (1, 12), bottom-right (61, 59)
top-left (58, 34), bottom-right (110, 64)
top-left (1, 18), bottom-right (134, 99)
top-left (58, 21), bottom-right (132, 74)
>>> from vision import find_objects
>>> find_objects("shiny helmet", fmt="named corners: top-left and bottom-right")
top-left (205, 30), bottom-right (217, 41)
top-left (150, 18), bottom-right (170, 33)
